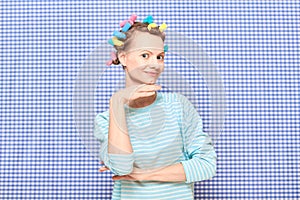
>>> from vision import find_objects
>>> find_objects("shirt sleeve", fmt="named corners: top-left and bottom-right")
top-left (93, 111), bottom-right (134, 176)
top-left (176, 93), bottom-right (217, 184)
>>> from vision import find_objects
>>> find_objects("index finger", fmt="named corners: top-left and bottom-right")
top-left (136, 84), bottom-right (161, 92)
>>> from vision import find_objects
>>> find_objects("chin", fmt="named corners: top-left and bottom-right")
top-left (147, 75), bottom-right (160, 83)
top-left (136, 73), bottom-right (161, 84)
top-left (146, 78), bottom-right (158, 84)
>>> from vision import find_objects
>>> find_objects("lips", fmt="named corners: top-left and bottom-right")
top-left (144, 71), bottom-right (159, 77)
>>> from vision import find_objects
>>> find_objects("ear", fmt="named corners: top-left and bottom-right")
top-left (118, 51), bottom-right (127, 66)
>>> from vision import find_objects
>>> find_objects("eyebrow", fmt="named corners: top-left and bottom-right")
top-left (139, 49), bottom-right (164, 55)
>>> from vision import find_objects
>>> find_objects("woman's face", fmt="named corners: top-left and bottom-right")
top-left (119, 31), bottom-right (165, 86)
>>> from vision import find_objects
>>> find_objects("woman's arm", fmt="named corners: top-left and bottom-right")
top-left (96, 85), bottom-right (162, 176)
top-left (107, 138), bottom-right (216, 183)
top-left (103, 93), bottom-right (216, 183)
top-left (110, 162), bottom-right (187, 182)
top-left (177, 93), bottom-right (217, 183)
top-left (108, 85), bottom-right (160, 155)
top-left (108, 94), bottom-right (133, 154)
top-left (103, 94), bottom-right (134, 175)
top-left (109, 133), bottom-right (216, 183)
top-left (94, 95), bottom-right (134, 176)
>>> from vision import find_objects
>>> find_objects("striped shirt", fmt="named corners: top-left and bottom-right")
top-left (93, 92), bottom-right (217, 200)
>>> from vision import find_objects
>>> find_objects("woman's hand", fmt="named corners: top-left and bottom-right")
top-left (99, 162), bottom-right (187, 183)
top-left (98, 162), bottom-right (149, 181)
top-left (107, 83), bottom-right (161, 155)
top-left (99, 161), bottom-right (110, 172)
top-left (98, 165), bottom-right (148, 181)
top-left (111, 83), bottom-right (162, 105)
top-left (99, 166), bottom-right (110, 172)
top-left (112, 173), bottom-right (148, 181)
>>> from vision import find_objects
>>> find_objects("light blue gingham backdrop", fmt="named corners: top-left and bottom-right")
top-left (1, 1), bottom-right (299, 199)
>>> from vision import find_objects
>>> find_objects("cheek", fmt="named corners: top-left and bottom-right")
top-left (127, 58), bottom-right (148, 72)
top-left (126, 55), bottom-right (141, 67)
top-left (159, 59), bottom-right (164, 64)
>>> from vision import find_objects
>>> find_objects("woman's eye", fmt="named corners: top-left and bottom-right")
top-left (157, 55), bottom-right (164, 60)
top-left (141, 53), bottom-right (149, 58)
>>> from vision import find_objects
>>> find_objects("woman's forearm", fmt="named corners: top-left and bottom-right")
top-left (111, 162), bottom-right (187, 182)
top-left (108, 95), bottom-right (133, 154)
top-left (146, 162), bottom-right (186, 182)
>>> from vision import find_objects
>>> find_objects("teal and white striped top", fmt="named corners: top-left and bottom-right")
top-left (94, 92), bottom-right (217, 200)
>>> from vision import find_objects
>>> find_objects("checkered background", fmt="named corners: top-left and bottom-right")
top-left (1, 1), bottom-right (299, 199)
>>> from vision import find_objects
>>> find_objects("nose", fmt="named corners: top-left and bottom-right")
top-left (149, 55), bottom-right (163, 66)
top-left (149, 55), bottom-right (158, 64)
top-left (149, 60), bottom-right (163, 70)
top-left (148, 63), bottom-right (164, 72)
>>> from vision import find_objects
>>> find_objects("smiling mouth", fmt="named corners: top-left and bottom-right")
top-left (145, 71), bottom-right (159, 77)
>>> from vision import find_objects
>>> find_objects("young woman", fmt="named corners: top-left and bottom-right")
top-left (94, 15), bottom-right (217, 199)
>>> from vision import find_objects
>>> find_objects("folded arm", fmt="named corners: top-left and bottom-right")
top-left (110, 94), bottom-right (216, 183)
top-left (94, 95), bottom-right (135, 176)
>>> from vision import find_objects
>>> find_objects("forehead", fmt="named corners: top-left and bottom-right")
top-left (126, 31), bottom-right (164, 52)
